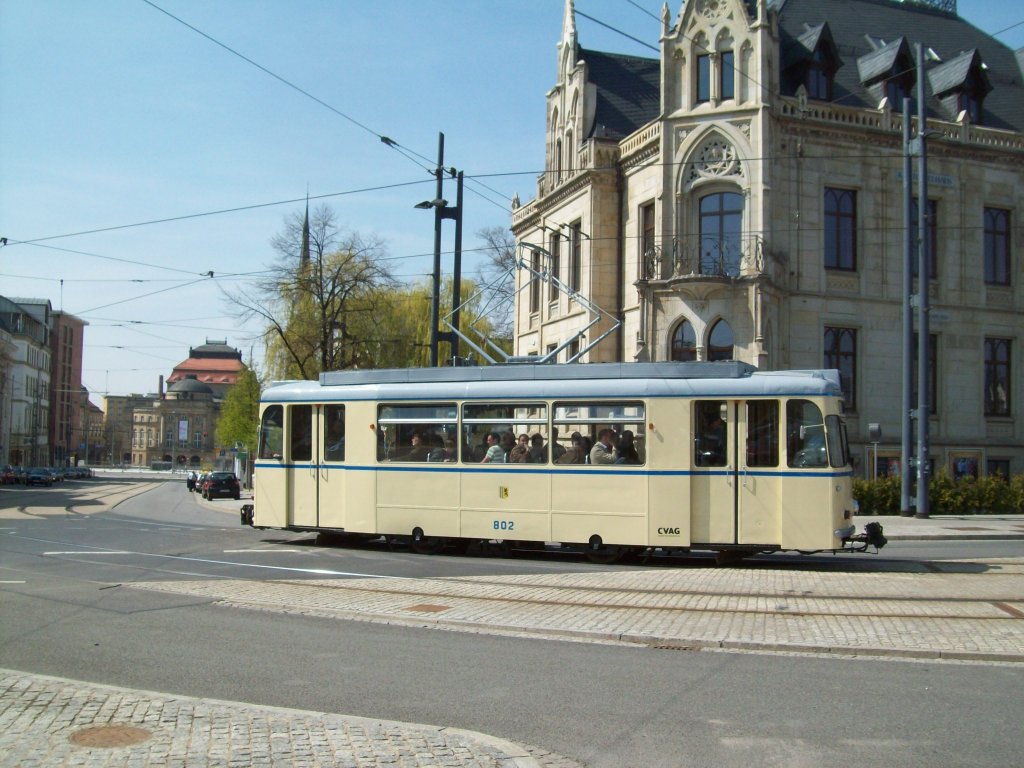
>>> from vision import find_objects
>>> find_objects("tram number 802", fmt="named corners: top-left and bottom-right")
top-left (493, 520), bottom-right (515, 532)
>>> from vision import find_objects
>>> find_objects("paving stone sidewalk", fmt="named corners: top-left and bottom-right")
top-left (0, 670), bottom-right (550, 768)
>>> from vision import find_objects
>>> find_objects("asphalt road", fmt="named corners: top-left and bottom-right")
top-left (1, 478), bottom-right (1022, 768)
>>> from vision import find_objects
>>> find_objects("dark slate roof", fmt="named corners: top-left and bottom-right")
top-left (189, 340), bottom-right (242, 359)
top-left (577, 47), bottom-right (660, 139)
top-left (928, 49), bottom-right (991, 96)
top-left (777, 0), bottom-right (1024, 131)
top-left (855, 36), bottom-right (912, 84)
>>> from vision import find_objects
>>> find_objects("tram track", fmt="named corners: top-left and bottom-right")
top-left (261, 571), bottom-right (1024, 622)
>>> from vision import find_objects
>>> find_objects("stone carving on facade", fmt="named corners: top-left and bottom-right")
top-left (685, 135), bottom-right (743, 186)
top-left (696, 0), bottom-right (726, 22)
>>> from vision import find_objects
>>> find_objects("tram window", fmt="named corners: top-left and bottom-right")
top-left (787, 400), bottom-right (828, 468)
top-left (377, 404), bottom-right (457, 462)
top-left (258, 405), bottom-right (283, 460)
top-left (290, 404), bottom-right (313, 462)
top-left (746, 400), bottom-right (779, 467)
top-left (825, 414), bottom-right (850, 468)
top-left (694, 401), bottom-right (727, 467)
top-left (463, 403), bottom-right (548, 464)
top-left (552, 401), bottom-right (645, 466)
top-left (324, 404), bottom-right (345, 461)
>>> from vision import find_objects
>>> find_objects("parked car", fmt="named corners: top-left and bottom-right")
top-left (203, 471), bottom-right (240, 500)
top-left (25, 467), bottom-right (53, 487)
top-left (1, 465), bottom-right (17, 484)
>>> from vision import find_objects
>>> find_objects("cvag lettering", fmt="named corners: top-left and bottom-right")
top-left (657, 527), bottom-right (681, 535)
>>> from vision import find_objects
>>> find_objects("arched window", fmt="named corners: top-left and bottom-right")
top-left (699, 192), bottom-right (743, 276)
top-left (707, 319), bottom-right (734, 361)
top-left (671, 320), bottom-right (697, 361)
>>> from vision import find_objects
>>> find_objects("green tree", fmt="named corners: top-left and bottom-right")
top-left (227, 205), bottom-right (395, 380)
top-left (215, 367), bottom-right (261, 455)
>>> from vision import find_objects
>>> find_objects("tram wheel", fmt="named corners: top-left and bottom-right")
top-left (410, 528), bottom-right (447, 555)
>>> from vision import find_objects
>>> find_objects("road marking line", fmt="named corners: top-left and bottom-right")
top-left (223, 549), bottom-right (303, 553)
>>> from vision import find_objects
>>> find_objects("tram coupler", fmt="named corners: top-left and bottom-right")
top-left (842, 521), bottom-right (887, 553)
top-left (240, 504), bottom-right (255, 527)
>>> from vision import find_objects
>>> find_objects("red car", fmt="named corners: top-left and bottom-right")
top-left (202, 471), bottom-right (241, 500)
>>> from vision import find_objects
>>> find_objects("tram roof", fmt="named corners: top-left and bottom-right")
top-left (261, 363), bottom-right (843, 403)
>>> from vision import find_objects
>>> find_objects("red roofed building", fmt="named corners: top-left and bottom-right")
top-left (166, 339), bottom-right (245, 399)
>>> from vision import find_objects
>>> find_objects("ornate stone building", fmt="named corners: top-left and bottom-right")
top-left (511, 0), bottom-right (1023, 478)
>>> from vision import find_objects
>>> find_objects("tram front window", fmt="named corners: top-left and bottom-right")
top-left (825, 414), bottom-right (850, 468)
top-left (258, 405), bottom-right (283, 460)
top-left (787, 400), bottom-right (828, 468)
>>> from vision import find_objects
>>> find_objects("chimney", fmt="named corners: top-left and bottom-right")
top-left (158, 375), bottom-right (164, 399)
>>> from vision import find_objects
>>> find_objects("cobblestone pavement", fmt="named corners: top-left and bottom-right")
top-left (132, 559), bottom-right (1024, 663)
top-left (0, 670), bottom-right (574, 768)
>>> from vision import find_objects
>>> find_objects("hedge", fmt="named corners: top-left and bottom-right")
top-left (853, 469), bottom-right (1024, 515)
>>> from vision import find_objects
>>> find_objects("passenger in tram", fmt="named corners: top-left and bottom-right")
top-left (499, 431), bottom-right (516, 461)
top-left (402, 431), bottom-right (431, 462)
top-left (442, 439), bottom-right (457, 461)
top-left (528, 433), bottom-right (547, 463)
top-left (508, 433), bottom-right (531, 463)
top-left (615, 430), bottom-right (640, 465)
top-left (589, 428), bottom-right (618, 465)
top-left (549, 428), bottom-right (566, 461)
top-left (481, 432), bottom-right (505, 463)
top-left (555, 432), bottom-right (587, 464)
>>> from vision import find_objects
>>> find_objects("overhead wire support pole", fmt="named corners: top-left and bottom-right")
top-left (901, 97), bottom-right (915, 517)
top-left (914, 43), bottom-right (931, 519)
top-left (429, 133), bottom-right (445, 368)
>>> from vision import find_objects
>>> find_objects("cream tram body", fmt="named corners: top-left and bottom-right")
top-left (249, 362), bottom-right (859, 556)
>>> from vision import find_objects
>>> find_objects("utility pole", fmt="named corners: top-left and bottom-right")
top-left (900, 97), bottom-right (915, 516)
top-left (913, 43), bottom-right (931, 518)
top-left (415, 132), bottom-right (464, 367)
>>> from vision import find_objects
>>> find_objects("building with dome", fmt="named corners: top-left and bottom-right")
top-left (166, 339), bottom-right (245, 399)
top-left (511, 0), bottom-right (1023, 480)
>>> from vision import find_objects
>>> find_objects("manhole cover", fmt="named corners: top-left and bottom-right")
top-left (69, 725), bottom-right (152, 748)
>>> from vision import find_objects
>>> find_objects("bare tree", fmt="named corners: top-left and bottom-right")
top-left (225, 205), bottom-right (396, 380)
top-left (474, 225), bottom-right (516, 340)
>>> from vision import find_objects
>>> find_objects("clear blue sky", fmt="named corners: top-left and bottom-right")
top-left (1, 0), bottom-right (1020, 398)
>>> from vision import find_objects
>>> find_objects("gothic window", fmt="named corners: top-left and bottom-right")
top-left (984, 338), bottom-right (1010, 416)
top-left (671, 320), bottom-right (697, 361)
top-left (699, 191), bottom-right (743, 276)
top-left (548, 232), bottom-right (561, 303)
top-left (707, 319), bottom-right (734, 361)
top-left (910, 198), bottom-right (937, 279)
top-left (984, 207), bottom-right (1010, 286)
top-left (720, 51), bottom-right (735, 100)
top-left (697, 54), bottom-right (711, 103)
top-left (824, 327), bottom-right (856, 410)
top-left (555, 138), bottom-right (563, 183)
top-left (569, 220), bottom-right (582, 292)
top-left (640, 201), bottom-right (655, 278)
top-left (529, 248), bottom-right (541, 314)
top-left (824, 188), bottom-right (856, 270)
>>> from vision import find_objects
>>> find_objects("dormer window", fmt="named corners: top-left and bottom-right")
top-left (782, 23), bottom-right (841, 102)
top-left (807, 47), bottom-right (834, 100)
top-left (928, 49), bottom-right (991, 125)
top-left (857, 36), bottom-right (915, 111)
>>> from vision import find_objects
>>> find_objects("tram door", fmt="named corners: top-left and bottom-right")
top-left (317, 404), bottom-right (346, 528)
top-left (692, 400), bottom-right (779, 546)
top-left (288, 404), bottom-right (318, 527)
